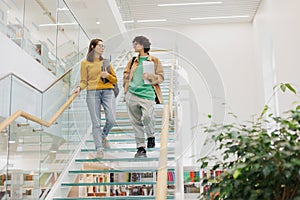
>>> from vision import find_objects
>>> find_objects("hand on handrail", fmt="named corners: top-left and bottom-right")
top-left (73, 86), bottom-right (81, 94)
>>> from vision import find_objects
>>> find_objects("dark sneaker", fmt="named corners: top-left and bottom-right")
top-left (134, 147), bottom-right (147, 158)
top-left (147, 137), bottom-right (155, 148)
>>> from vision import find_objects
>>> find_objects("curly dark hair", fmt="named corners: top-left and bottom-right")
top-left (132, 36), bottom-right (151, 53)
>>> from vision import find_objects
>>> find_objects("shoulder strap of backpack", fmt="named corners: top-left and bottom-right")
top-left (130, 56), bottom-right (136, 69)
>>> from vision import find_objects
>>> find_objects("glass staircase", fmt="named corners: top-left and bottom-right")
top-left (49, 65), bottom-right (176, 199)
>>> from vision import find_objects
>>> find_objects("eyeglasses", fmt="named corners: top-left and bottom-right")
top-left (132, 42), bottom-right (140, 47)
top-left (97, 44), bottom-right (105, 48)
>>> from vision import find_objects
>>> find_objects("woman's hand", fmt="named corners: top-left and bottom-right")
top-left (73, 86), bottom-right (81, 94)
top-left (101, 67), bottom-right (109, 78)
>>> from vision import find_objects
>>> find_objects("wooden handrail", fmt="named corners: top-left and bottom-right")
top-left (168, 53), bottom-right (175, 119)
top-left (155, 105), bottom-right (170, 200)
top-left (156, 51), bottom-right (175, 199)
top-left (0, 93), bottom-right (78, 133)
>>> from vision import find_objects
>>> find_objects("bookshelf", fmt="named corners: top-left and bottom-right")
top-left (183, 167), bottom-right (201, 194)
top-left (0, 170), bottom-right (39, 199)
top-left (110, 171), bottom-right (156, 196)
top-left (201, 169), bottom-right (223, 199)
top-left (85, 173), bottom-right (109, 197)
top-left (77, 163), bottom-right (110, 197)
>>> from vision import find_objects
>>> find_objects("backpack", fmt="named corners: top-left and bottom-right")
top-left (102, 59), bottom-right (119, 97)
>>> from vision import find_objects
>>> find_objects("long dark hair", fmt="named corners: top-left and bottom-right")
top-left (86, 38), bottom-right (104, 62)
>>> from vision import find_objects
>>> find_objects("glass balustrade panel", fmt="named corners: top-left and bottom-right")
top-left (0, 0), bottom-right (90, 79)
top-left (0, 75), bottom-right (11, 199)
top-left (3, 75), bottom-right (42, 200)
top-left (0, 0), bottom-right (25, 48)
top-left (23, 0), bottom-right (59, 77)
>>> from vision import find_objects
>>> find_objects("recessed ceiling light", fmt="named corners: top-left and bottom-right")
top-left (57, 7), bottom-right (69, 11)
top-left (96, 18), bottom-right (100, 25)
top-left (39, 22), bottom-right (78, 27)
top-left (158, 2), bottom-right (222, 7)
top-left (137, 19), bottom-right (167, 23)
top-left (190, 15), bottom-right (250, 20)
top-left (123, 20), bottom-right (134, 24)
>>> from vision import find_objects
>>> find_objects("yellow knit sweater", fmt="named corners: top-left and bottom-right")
top-left (79, 59), bottom-right (117, 90)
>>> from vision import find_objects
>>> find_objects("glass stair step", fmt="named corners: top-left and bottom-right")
top-left (14, 149), bottom-right (73, 154)
top-left (61, 181), bottom-right (175, 187)
top-left (69, 168), bottom-right (175, 174)
top-left (85, 138), bottom-right (174, 143)
top-left (112, 125), bottom-right (175, 130)
top-left (114, 121), bottom-right (165, 126)
top-left (112, 125), bottom-right (172, 129)
top-left (53, 195), bottom-right (175, 200)
top-left (83, 144), bottom-right (176, 150)
top-left (106, 130), bottom-right (175, 135)
top-left (75, 157), bottom-right (175, 163)
top-left (110, 128), bottom-right (175, 133)
top-left (81, 147), bottom-right (174, 153)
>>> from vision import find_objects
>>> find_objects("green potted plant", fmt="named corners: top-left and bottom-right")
top-left (200, 84), bottom-right (300, 200)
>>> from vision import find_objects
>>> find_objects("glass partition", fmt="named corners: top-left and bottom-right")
top-left (0, 0), bottom-right (88, 77)
top-left (0, 63), bottom-right (91, 199)
top-left (0, 1), bottom-right (133, 199)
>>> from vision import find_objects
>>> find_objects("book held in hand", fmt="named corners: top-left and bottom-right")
top-left (142, 61), bottom-right (155, 84)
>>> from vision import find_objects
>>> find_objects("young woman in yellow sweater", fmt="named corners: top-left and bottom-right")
top-left (74, 38), bottom-right (117, 158)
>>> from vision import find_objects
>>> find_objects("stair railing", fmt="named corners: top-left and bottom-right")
top-left (156, 51), bottom-right (175, 200)
top-left (0, 69), bottom-right (77, 133)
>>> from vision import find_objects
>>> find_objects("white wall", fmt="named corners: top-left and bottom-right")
top-left (167, 23), bottom-right (265, 168)
top-left (171, 23), bottom-right (264, 122)
top-left (170, 0), bottom-right (300, 167)
top-left (0, 31), bottom-right (56, 91)
top-left (253, 0), bottom-right (300, 114)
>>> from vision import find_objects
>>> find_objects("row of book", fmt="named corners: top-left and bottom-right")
top-left (202, 170), bottom-right (223, 179)
top-left (110, 185), bottom-right (154, 196)
top-left (110, 172), bottom-right (155, 183)
top-left (167, 171), bottom-right (175, 182)
top-left (184, 171), bottom-right (200, 183)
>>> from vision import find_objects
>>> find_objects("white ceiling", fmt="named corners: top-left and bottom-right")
top-left (65, 0), bottom-right (262, 39)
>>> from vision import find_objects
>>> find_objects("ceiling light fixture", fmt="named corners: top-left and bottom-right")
top-left (39, 22), bottom-right (78, 27)
top-left (123, 20), bottom-right (134, 24)
top-left (190, 15), bottom-right (250, 20)
top-left (137, 19), bottom-right (167, 23)
top-left (96, 18), bottom-right (100, 25)
top-left (57, 7), bottom-right (69, 11)
top-left (158, 2), bottom-right (222, 7)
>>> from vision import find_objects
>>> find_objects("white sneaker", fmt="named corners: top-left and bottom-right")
top-left (102, 138), bottom-right (111, 148)
top-left (95, 149), bottom-right (104, 158)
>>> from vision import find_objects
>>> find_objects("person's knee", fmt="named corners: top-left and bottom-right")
top-left (107, 117), bottom-right (116, 125)
top-left (92, 124), bottom-right (101, 129)
top-left (143, 115), bottom-right (152, 125)
top-left (92, 120), bottom-right (101, 128)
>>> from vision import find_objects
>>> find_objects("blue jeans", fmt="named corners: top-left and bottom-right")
top-left (86, 89), bottom-right (116, 150)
